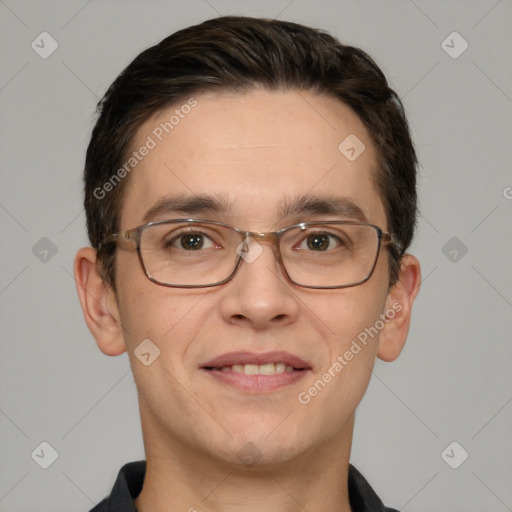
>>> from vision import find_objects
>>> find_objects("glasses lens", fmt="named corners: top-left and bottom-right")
top-left (280, 223), bottom-right (380, 288)
top-left (139, 221), bottom-right (241, 286)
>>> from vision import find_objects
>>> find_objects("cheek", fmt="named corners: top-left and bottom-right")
top-left (115, 250), bottom-right (191, 341)
top-left (118, 287), bottom-right (207, 348)
top-left (298, 291), bottom-right (386, 412)
top-left (312, 280), bottom-right (388, 349)
top-left (117, 287), bottom-right (211, 410)
top-left (116, 275), bottom-right (220, 389)
top-left (298, 282), bottom-right (387, 403)
top-left (324, 304), bottom-right (381, 396)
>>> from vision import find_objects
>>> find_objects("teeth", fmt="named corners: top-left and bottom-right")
top-left (259, 363), bottom-right (275, 375)
top-left (221, 363), bottom-right (296, 375)
top-left (244, 364), bottom-right (259, 375)
top-left (275, 363), bottom-right (286, 373)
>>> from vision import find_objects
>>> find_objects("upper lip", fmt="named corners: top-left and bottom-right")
top-left (201, 351), bottom-right (311, 370)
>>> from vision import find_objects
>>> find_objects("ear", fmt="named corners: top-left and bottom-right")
top-left (377, 254), bottom-right (421, 362)
top-left (73, 247), bottom-right (126, 356)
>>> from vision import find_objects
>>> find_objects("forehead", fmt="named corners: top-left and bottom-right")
top-left (119, 88), bottom-right (385, 230)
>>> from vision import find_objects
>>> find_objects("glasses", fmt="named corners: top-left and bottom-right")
top-left (105, 219), bottom-right (397, 289)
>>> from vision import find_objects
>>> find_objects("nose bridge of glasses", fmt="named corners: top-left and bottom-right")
top-left (237, 231), bottom-right (283, 266)
top-left (246, 231), bottom-right (279, 243)
top-left (244, 230), bottom-right (282, 256)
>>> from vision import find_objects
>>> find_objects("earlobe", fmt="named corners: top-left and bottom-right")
top-left (377, 254), bottom-right (421, 362)
top-left (73, 247), bottom-right (126, 356)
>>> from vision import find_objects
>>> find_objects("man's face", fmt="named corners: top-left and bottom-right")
top-left (112, 89), bottom-right (392, 465)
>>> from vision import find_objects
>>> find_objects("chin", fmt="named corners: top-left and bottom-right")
top-left (213, 437), bottom-right (306, 469)
top-left (200, 418), bottom-right (316, 468)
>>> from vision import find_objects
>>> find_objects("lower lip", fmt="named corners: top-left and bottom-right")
top-left (202, 368), bottom-right (310, 393)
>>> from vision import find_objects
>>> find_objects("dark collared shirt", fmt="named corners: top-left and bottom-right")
top-left (89, 460), bottom-right (399, 512)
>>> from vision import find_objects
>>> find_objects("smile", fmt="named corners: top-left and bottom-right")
top-left (217, 363), bottom-right (295, 375)
top-left (201, 351), bottom-right (311, 392)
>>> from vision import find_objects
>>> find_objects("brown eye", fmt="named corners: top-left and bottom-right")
top-left (299, 232), bottom-right (343, 251)
top-left (163, 231), bottom-right (216, 250)
top-left (180, 233), bottom-right (204, 250)
top-left (306, 234), bottom-right (331, 251)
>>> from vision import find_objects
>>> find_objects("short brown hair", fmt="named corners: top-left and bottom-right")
top-left (84, 15), bottom-right (418, 290)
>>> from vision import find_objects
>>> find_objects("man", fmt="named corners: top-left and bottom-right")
top-left (74, 15), bottom-right (421, 512)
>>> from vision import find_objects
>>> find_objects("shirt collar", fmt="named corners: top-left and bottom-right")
top-left (90, 460), bottom-right (398, 512)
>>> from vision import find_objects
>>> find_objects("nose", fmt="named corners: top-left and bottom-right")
top-left (219, 238), bottom-right (300, 330)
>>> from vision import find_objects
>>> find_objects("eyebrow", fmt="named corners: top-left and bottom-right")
top-left (279, 194), bottom-right (367, 222)
top-left (141, 192), bottom-right (367, 224)
top-left (142, 193), bottom-right (237, 223)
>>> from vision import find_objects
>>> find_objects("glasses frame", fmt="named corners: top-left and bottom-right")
top-left (105, 218), bottom-right (397, 289)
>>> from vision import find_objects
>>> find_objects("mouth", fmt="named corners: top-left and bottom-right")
top-left (206, 362), bottom-right (298, 375)
top-left (200, 351), bottom-right (312, 393)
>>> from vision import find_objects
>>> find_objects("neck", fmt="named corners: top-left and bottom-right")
top-left (134, 415), bottom-right (355, 512)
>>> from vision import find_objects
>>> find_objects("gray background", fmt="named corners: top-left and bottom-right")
top-left (1, 0), bottom-right (511, 511)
